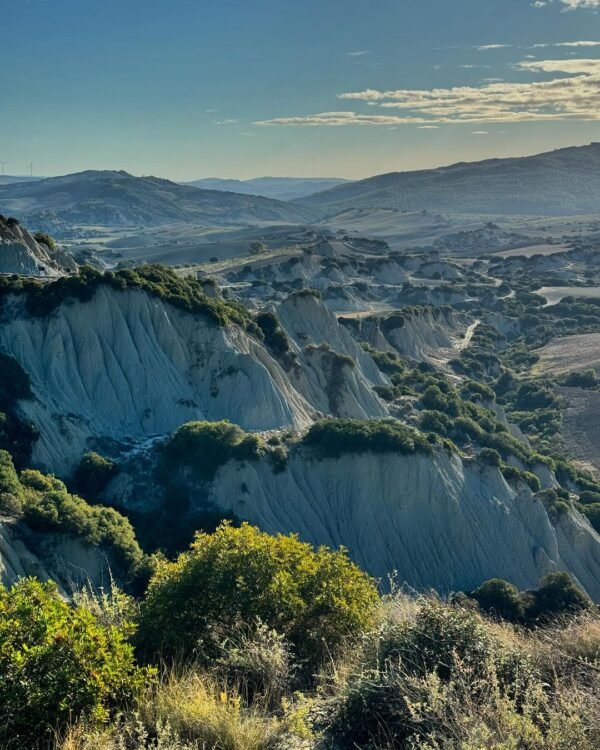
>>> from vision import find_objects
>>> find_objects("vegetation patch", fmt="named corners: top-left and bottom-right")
top-left (0, 264), bottom-right (260, 334)
top-left (159, 420), bottom-right (265, 484)
top-left (302, 417), bottom-right (440, 459)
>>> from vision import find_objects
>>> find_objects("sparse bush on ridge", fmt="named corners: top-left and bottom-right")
top-left (302, 417), bottom-right (441, 459)
top-left (0, 264), bottom-right (260, 334)
top-left (159, 420), bottom-right (265, 483)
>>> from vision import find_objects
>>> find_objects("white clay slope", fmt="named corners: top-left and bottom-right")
top-left (0, 286), bottom-right (387, 475)
top-left (206, 448), bottom-right (600, 600)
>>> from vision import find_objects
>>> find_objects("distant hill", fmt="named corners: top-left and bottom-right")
top-left (184, 176), bottom-right (350, 201)
top-left (300, 144), bottom-right (600, 216)
top-left (0, 175), bottom-right (45, 186)
top-left (0, 170), bottom-right (317, 230)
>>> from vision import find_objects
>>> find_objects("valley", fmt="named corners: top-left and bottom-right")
top-left (2, 144), bottom-right (600, 749)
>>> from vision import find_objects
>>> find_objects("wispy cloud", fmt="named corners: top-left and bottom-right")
top-left (213, 118), bottom-right (239, 125)
top-left (533, 40), bottom-right (600, 46)
top-left (476, 44), bottom-right (512, 50)
top-left (255, 58), bottom-right (600, 127)
top-left (534, 0), bottom-right (600, 9)
top-left (346, 50), bottom-right (371, 57)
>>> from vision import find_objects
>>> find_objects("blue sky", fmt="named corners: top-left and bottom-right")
top-left (1, 0), bottom-right (599, 179)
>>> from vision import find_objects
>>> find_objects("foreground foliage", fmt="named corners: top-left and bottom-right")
top-left (137, 522), bottom-right (379, 672)
top-left (1, 522), bottom-right (599, 750)
top-left (0, 579), bottom-right (148, 748)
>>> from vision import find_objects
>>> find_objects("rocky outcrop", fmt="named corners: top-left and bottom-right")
top-left (0, 218), bottom-right (76, 277)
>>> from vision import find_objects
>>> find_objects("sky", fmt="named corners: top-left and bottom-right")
top-left (1, 0), bottom-right (599, 180)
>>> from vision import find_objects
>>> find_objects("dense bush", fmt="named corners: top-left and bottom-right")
top-left (0, 578), bottom-right (148, 748)
top-left (159, 420), bottom-right (265, 483)
top-left (531, 572), bottom-right (592, 621)
top-left (255, 312), bottom-right (291, 357)
top-left (324, 600), bottom-right (531, 749)
top-left (302, 417), bottom-right (439, 459)
top-left (33, 231), bottom-right (56, 249)
top-left (73, 451), bottom-right (118, 500)
top-left (563, 369), bottom-right (599, 388)
top-left (470, 578), bottom-right (524, 621)
top-left (0, 448), bottom-right (23, 515)
top-left (137, 522), bottom-right (379, 672)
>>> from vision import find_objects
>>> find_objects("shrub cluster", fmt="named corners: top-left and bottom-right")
top-left (159, 420), bottom-right (265, 483)
top-left (302, 417), bottom-right (441, 459)
top-left (0, 451), bottom-right (143, 578)
top-left (137, 522), bottom-right (379, 673)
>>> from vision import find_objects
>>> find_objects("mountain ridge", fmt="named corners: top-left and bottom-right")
top-left (300, 143), bottom-right (600, 216)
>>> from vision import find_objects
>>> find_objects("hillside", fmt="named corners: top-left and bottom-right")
top-left (0, 170), bottom-right (317, 230)
top-left (185, 175), bottom-right (350, 200)
top-left (300, 143), bottom-right (600, 216)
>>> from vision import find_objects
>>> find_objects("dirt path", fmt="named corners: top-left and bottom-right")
top-left (456, 319), bottom-right (480, 351)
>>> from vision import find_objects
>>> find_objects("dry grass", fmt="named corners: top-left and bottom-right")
top-left (57, 594), bottom-right (600, 750)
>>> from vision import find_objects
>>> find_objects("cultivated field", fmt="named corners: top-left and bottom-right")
top-left (537, 286), bottom-right (600, 306)
top-left (557, 386), bottom-right (600, 476)
top-left (534, 332), bottom-right (600, 376)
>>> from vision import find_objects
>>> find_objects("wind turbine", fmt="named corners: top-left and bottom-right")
top-left (0, 161), bottom-right (6, 176)
top-left (28, 161), bottom-right (34, 177)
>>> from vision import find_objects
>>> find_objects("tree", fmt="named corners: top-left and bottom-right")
top-left (249, 241), bottom-right (267, 256)
top-left (137, 522), bottom-right (379, 671)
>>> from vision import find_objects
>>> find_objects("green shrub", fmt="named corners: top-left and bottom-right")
top-left (0, 448), bottom-right (24, 515)
top-left (73, 451), bottom-right (118, 501)
top-left (470, 578), bottom-right (524, 621)
top-left (479, 447), bottom-right (502, 467)
top-left (255, 312), bottom-right (290, 357)
top-left (19, 469), bottom-right (143, 578)
top-left (563, 369), bottom-right (599, 388)
top-left (33, 231), bottom-right (56, 250)
top-left (500, 465), bottom-right (541, 493)
top-left (0, 578), bottom-right (149, 748)
top-left (0, 353), bottom-right (31, 409)
top-left (302, 418), bottom-right (436, 459)
top-left (159, 420), bottom-right (265, 484)
top-left (325, 600), bottom-right (531, 749)
top-left (137, 522), bottom-right (379, 673)
top-left (528, 572), bottom-right (591, 621)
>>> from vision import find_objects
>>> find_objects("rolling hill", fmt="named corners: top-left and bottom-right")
top-left (300, 143), bottom-right (600, 216)
top-left (0, 170), bottom-right (318, 229)
top-left (184, 176), bottom-right (350, 200)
